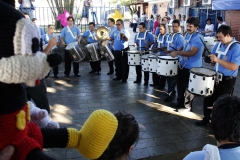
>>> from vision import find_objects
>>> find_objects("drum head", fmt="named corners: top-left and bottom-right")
top-left (148, 55), bottom-right (157, 58)
top-left (158, 55), bottom-right (178, 60)
top-left (141, 54), bottom-right (149, 59)
top-left (127, 50), bottom-right (141, 54)
top-left (66, 41), bottom-right (78, 50)
top-left (86, 42), bottom-right (98, 48)
top-left (191, 68), bottom-right (216, 76)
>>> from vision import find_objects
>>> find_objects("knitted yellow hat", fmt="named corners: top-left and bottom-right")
top-left (77, 109), bottom-right (118, 159)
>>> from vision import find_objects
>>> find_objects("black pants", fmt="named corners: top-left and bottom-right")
top-left (203, 77), bottom-right (236, 121)
top-left (114, 47), bottom-right (129, 80)
top-left (133, 23), bottom-right (137, 32)
top-left (26, 79), bottom-right (50, 113)
top-left (135, 65), bottom-right (142, 81)
top-left (166, 76), bottom-right (177, 94)
top-left (108, 60), bottom-right (114, 72)
top-left (177, 67), bottom-right (194, 109)
top-left (89, 60), bottom-right (101, 72)
top-left (64, 49), bottom-right (79, 75)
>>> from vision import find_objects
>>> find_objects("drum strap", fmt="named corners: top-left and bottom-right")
top-left (67, 26), bottom-right (77, 39)
top-left (136, 31), bottom-right (148, 48)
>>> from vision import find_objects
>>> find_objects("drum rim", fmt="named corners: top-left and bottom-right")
top-left (66, 41), bottom-right (78, 50)
top-left (158, 56), bottom-right (178, 60)
top-left (127, 50), bottom-right (142, 54)
top-left (190, 67), bottom-right (216, 77)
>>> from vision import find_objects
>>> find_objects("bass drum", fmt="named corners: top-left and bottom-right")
top-left (86, 43), bottom-right (101, 62)
top-left (66, 42), bottom-right (86, 62)
top-left (99, 44), bottom-right (114, 62)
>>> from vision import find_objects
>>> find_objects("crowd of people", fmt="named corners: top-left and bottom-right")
top-left (1, 0), bottom-right (240, 159)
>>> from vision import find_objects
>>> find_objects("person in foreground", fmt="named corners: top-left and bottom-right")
top-left (184, 95), bottom-right (240, 160)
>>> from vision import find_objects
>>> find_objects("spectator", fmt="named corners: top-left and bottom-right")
top-left (97, 111), bottom-right (139, 160)
top-left (81, 0), bottom-right (91, 24)
top-left (217, 16), bottom-right (227, 28)
top-left (132, 10), bottom-right (139, 33)
top-left (18, 0), bottom-right (35, 20)
top-left (32, 18), bottom-right (45, 36)
top-left (165, 12), bottom-right (171, 21)
top-left (149, 14), bottom-right (154, 32)
top-left (184, 95), bottom-right (240, 160)
top-left (153, 14), bottom-right (161, 34)
top-left (141, 11), bottom-right (147, 24)
top-left (181, 15), bottom-right (187, 34)
top-left (204, 18), bottom-right (214, 36)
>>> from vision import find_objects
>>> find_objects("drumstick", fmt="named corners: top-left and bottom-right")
top-left (199, 37), bottom-right (211, 55)
top-left (170, 46), bottom-right (178, 51)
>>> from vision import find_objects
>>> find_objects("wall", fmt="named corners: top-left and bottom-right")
top-left (148, 2), bottom-right (169, 18)
top-left (225, 11), bottom-right (240, 41)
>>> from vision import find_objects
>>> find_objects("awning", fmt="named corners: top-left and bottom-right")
top-left (212, 0), bottom-right (240, 10)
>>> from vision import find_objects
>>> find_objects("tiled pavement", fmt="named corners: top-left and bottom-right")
top-left (43, 23), bottom-right (240, 160)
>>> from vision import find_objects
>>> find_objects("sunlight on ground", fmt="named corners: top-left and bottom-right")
top-left (55, 80), bottom-right (74, 88)
top-left (144, 93), bottom-right (161, 99)
top-left (51, 104), bottom-right (73, 124)
top-left (47, 87), bottom-right (56, 93)
top-left (138, 100), bottom-right (203, 120)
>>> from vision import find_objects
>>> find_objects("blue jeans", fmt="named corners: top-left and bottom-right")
top-left (20, 8), bottom-right (34, 20)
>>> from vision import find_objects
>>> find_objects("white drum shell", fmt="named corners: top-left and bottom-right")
top-left (141, 54), bottom-right (149, 72)
top-left (188, 68), bottom-right (216, 96)
top-left (204, 37), bottom-right (217, 54)
top-left (148, 55), bottom-right (157, 73)
top-left (128, 53), bottom-right (141, 66)
top-left (157, 56), bottom-right (178, 76)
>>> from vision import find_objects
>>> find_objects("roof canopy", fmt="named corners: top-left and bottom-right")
top-left (212, 0), bottom-right (240, 10)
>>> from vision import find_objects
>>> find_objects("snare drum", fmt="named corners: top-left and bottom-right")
top-left (127, 50), bottom-right (141, 66)
top-left (141, 54), bottom-right (149, 72)
top-left (188, 68), bottom-right (216, 96)
top-left (204, 37), bottom-right (217, 55)
top-left (148, 55), bottom-right (157, 73)
top-left (43, 44), bottom-right (58, 54)
top-left (66, 42), bottom-right (86, 62)
top-left (157, 56), bottom-right (178, 76)
top-left (99, 44), bottom-right (114, 62)
top-left (85, 42), bottom-right (101, 62)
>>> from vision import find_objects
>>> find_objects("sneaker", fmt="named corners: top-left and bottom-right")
top-left (176, 108), bottom-right (191, 113)
top-left (195, 120), bottom-right (209, 126)
top-left (171, 102), bottom-right (184, 108)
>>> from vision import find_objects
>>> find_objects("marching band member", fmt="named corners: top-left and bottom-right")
top-left (133, 22), bottom-right (154, 85)
top-left (82, 22), bottom-right (101, 75)
top-left (170, 17), bottom-right (204, 113)
top-left (164, 19), bottom-right (184, 102)
top-left (196, 25), bottom-right (240, 125)
top-left (106, 18), bottom-right (117, 75)
top-left (42, 24), bottom-right (60, 78)
top-left (151, 23), bottom-right (169, 88)
top-left (109, 19), bottom-right (130, 83)
top-left (60, 16), bottom-right (81, 77)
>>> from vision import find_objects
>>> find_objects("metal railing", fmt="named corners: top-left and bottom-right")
top-left (18, 5), bottom-right (125, 33)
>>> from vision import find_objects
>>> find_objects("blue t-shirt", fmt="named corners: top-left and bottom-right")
top-left (156, 34), bottom-right (168, 55)
top-left (167, 33), bottom-right (184, 51)
top-left (82, 30), bottom-right (98, 43)
top-left (39, 26), bottom-right (45, 36)
top-left (110, 29), bottom-right (127, 50)
top-left (212, 39), bottom-right (240, 77)
top-left (180, 32), bottom-right (204, 69)
top-left (41, 33), bottom-right (60, 45)
top-left (184, 146), bottom-right (240, 160)
top-left (134, 31), bottom-right (154, 51)
top-left (155, 27), bottom-right (160, 36)
top-left (60, 26), bottom-right (81, 44)
top-left (108, 26), bottom-right (117, 50)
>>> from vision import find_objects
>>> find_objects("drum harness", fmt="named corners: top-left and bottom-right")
top-left (179, 32), bottom-right (199, 69)
top-left (214, 41), bottom-right (240, 84)
top-left (67, 26), bottom-right (78, 40)
top-left (136, 30), bottom-right (150, 55)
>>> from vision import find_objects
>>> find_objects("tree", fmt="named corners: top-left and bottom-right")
top-left (46, 0), bottom-right (81, 18)
top-left (110, 0), bottom-right (137, 15)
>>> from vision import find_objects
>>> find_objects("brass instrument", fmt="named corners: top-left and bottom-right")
top-left (95, 26), bottom-right (109, 40)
